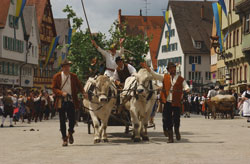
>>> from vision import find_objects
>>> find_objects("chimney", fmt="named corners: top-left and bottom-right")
top-left (118, 9), bottom-right (122, 24)
top-left (140, 9), bottom-right (142, 16)
top-left (201, 4), bottom-right (204, 20)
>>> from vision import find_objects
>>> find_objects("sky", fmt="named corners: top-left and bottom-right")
top-left (50, 0), bottom-right (216, 36)
top-left (50, 0), bottom-right (170, 36)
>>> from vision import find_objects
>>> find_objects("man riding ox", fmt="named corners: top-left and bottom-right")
top-left (121, 68), bottom-right (157, 142)
top-left (142, 62), bottom-right (190, 143)
top-left (91, 40), bottom-right (124, 77)
top-left (83, 75), bottom-right (116, 143)
top-left (113, 56), bottom-right (137, 88)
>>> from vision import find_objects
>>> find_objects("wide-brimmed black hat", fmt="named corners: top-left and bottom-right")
top-left (167, 62), bottom-right (176, 69)
top-left (115, 56), bottom-right (123, 63)
top-left (61, 59), bottom-right (72, 67)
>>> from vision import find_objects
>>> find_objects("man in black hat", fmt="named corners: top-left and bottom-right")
top-left (52, 59), bottom-right (88, 146)
top-left (142, 62), bottom-right (190, 143)
top-left (113, 56), bottom-right (136, 87)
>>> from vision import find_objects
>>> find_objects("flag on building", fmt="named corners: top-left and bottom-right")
top-left (163, 5), bottom-right (171, 50)
top-left (218, 0), bottom-right (227, 16)
top-left (212, 2), bottom-right (224, 52)
top-left (44, 36), bottom-right (60, 68)
top-left (15, 0), bottom-right (27, 23)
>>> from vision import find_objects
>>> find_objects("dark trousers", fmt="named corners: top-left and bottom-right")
top-left (162, 102), bottom-right (181, 131)
top-left (3, 105), bottom-right (13, 118)
top-left (59, 101), bottom-right (75, 138)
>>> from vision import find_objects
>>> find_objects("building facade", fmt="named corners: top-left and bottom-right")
top-left (0, 0), bottom-right (39, 89)
top-left (157, 1), bottom-right (213, 92)
top-left (219, 0), bottom-right (249, 93)
top-left (27, 0), bottom-right (57, 90)
top-left (235, 0), bottom-right (250, 92)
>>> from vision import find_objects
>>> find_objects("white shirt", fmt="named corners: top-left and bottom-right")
top-left (61, 72), bottom-right (72, 95)
top-left (113, 64), bottom-right (137, 81)
top-left (150, 70), bottom-right (189, 102)
top-left (97, 47), bottom-right (124, 77)
top-left (207, 89), bottom-right (217, 99)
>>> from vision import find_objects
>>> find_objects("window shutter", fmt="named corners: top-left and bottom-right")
top-left (189, 56), bottom-right (192, 64)
top-left (198, 56), bottom-right (201, 64)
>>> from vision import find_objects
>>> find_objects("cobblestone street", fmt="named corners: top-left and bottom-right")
top-left (1, 114), bottom-right (250, 164)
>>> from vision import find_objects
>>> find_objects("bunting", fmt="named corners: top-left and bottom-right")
top-left (163, 7), bottom-right (171, 50)
top-left (44, 36), bottom-right (60, 68)
top-left (15, 0), bottom-right (27, 23)
top-left (212, 3), bottom-right (224, 52)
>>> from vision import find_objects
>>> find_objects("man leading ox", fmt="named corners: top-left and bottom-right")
top-left (142, 62), bottom-right (190, 143)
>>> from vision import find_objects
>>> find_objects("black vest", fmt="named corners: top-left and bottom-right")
top-left (117, 64), bottom-right (131, 83)
top-left (245, 92), bottom-right (250, 98)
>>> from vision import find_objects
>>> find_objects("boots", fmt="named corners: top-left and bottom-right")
top-left (62, 137), bottom-right (68, 147)
top-left (163, 130), bottom-right (168, 137)
top-left (175, 127), bottom-right (181, 141)
top-left (68, 132), bottom-right (74, 144)
top-left (167, 129), bottom-right (174, 143)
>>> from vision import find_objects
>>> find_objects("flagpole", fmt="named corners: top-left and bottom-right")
top-left (81, 0), bottom-right (92, 39)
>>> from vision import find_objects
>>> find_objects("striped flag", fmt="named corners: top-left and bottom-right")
top-left (218, 0), bottom-right (227, 16)
top-left (163, 7), bottom-right (171, 50)
top-left (67, 28), bottom-right (76, 52)
top-left (15, 0), bottom-right (27, 23)
top-left (212, 3), bottom-right (224, 52)
top-left (44, 36), bottom-right (60, 68)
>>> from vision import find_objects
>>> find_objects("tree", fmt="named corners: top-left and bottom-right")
top-left (63, 5), bottom-right (150, 83)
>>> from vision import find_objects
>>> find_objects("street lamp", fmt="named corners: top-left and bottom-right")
top-left (210, 36), bottom-right (232, 88)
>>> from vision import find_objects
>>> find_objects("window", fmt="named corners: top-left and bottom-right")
top-left (240, 66), bottom-right (242, 82)
top-left (189, 71), bottom-right (201, 81)
top-left (233, 30), bottom-right (236, 47)
top-left (35, 46), bottom-right (37, 57)
top-left (3, 36), bottom-right (8, 49)
top-left (168, 18), bottom-right (172, 24)
top-left (205, 72), bottom-right (211, 80)
top-left (32, 46), bottom-right (34, 57)
top-left (236, 68), bottom-right (239, 83)
top-left (229, 32), bottom-right (232, 48)
top-left (171, 29), bottom-right (175, 37)
top-left (195, 42), bottom-right (202, 49)
top-left (233, 69), bottom-right (235, 84)
top-left (14, 64), bottom-right (18, 75)
top-left (226, 37), bottom-right (228, 49)
top-left (8, 15), bottom-right (18, 29)
top-left (237, 29), bottom-right (239, 46)
top-left (189, 56), bottom-right (201, 64)
top-left (0, 62), bottom-right (3, 74)
top-left (165, 31), bottom-right (169, 39)
top-left (245, 13), bottom-right (250, 33)
top-left (32, 27), bottom-right (34, 36)
top-left (162, 45), bottom-right (167, 53)
top-left (245, 65), bottom-right (247, 81)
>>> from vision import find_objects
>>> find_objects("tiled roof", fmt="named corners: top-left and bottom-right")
top-left (0, 0), bottom-right (11, 28)
top-left (119, 13), bottom-right (164, 70)
top-left (169, 1), bottom-right (213, 54)
top-left (26, 0), bottom-right (47, 27)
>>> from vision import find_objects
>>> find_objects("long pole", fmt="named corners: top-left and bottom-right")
top-left (81, 0), bottom-right (92, 39)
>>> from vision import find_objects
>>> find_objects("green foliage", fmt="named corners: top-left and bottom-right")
top-left (63, 6), bottom-right (150, 83)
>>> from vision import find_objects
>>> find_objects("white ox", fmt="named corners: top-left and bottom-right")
top-left (121, 69), bottom-right (157, 142)
top-left (83, 75), bottom-right (116, 143)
